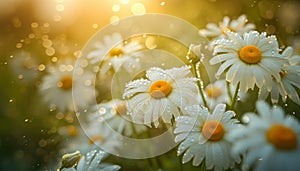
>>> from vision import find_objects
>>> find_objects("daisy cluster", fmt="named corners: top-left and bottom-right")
top-left (51, 15), bottom-right (300, 171)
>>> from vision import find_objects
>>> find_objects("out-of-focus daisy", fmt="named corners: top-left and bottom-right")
top-left (174, 104), bottom-right (241, 170)
top-left (229, 101), bottom-right (300, 171)
top-left (63, 120), bottom-right (121, 155)
top-left (59, 150), bottom-right (120, 171)
top-left (89, 99), bottom-right (147, 137)
top-left (39, 60), bottom-right (95, 112)
top-left (123, 66), bottom-right (199, 128)
top-left (259, 47), bottom-right (300, 105)
top-left (210, 31), bottom-right (286, 92)
top-left (9, 50), bottom-right (39, 82)
top-left (203, 79), bottom-right (242, 109)
top-left (87, 33), bottom-right (143, 75)
top-left (199, 15), bottom-right (255, 39)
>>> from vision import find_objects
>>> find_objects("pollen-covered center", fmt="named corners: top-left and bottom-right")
top-left (205, 85), bottom-right (223, 98)
top-left (115, 103), bottom-right (127, 115)
top-left (239, 45), bottom-right (262, 64)
top-left (202, 120), bottom-right (225, 141)
top-left (149, 80), bottom-right (172, 99)
top-left (57, 75), bottom-right (73, 90)
top-left (266, 124), bottom-right (298, 150)
top-left (109, 47), bottom-right (124, 57)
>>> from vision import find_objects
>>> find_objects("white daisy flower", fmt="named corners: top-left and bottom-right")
top-left (199, 14), bottom-right (255, 39)
top-left (89, 99), bottom-right (147, 137)
top-left (259, 47), bottom-right (300, 105)
top-left (123, 66), bottom-right (200, 128)
top-left (203, 79), bottom-right (241, 110)
top-left (84, 120), bottom-right (121, 154)
top-left (9, 50), bottom-right (39, 82)
top-left (63, 120), bottom-right (121, 155)
top-left (59, 150), bottom-right (120, 171)
top-left (39, 60), bottom-right (95, 112)
top-left (229, 101), bottom-right (300, 171)
top-left (87, 33), bottom-right (143, 75)
top-left (174, 104), bottom-right (241, 170)
top-left (210, 31), bottom-right (286, 93)
top-left (59, 125), bottom-right (95, 155)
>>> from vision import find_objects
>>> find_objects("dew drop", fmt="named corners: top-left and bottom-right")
top-left (38, 64), bottom-right (46, 71)
top-left (18, 75), bottom-right (23, 80)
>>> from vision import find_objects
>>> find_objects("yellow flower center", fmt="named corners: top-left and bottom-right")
top-left (67, 125), bottom-right (78, 137)
top-left (221, 27), bottom-right (235, 34)
top-left (89, 135), bottom-right (104, 144)
top-left (57, 76), bottom-right (73, 90)
top-left (239, 45), bottom-right (262, 64)
top-left (266, 124), bottom-right (298, 150)
top-left (202, 120), bottom-right (225, 141)
top-left (205, 85), bottom-right (223, 98)
top-left (149, 80), bottom-right (172, 99)
top-left (115, 103), bottom-right (127, 115)
top-left (109, 47), bottom-right (123, 57)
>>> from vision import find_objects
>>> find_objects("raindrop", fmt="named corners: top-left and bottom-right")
top-left (56, 112), bottom-right (64, 120)
top-left (31, 22), bottom-right (39, 28)
top-left (45, 47), bottom-right (55, 56)
top-left (38, 64), bottom-right (46, 71)
top-left (49, 104), bottom-right (57, 111)
top-left (242, 115), bottom-right (250, 123)
top-left (18, 75), bottom-right (23, 80)
top-left (42, 39), bottom-right (53, 48)
top-left (16, 43), bottom-right (22, 49)
top-left (84, 80), bottom-right (92, 86)
top-left (160, 1), bottom-right (166, 6)
top-left (38, 139), bottom-right (47, 147)
top-left (92, 24), bottom-right (98, 29)
top-left (9, 99), bottom-right (15, 103)
top-left (56, 4), bottom-right (64, 12)
top-left (24, 118), bottom-right (29, 123)
top-left (112, 4), bottom-right (120, 12)
top-left (120, 0), bottom-right (130, 4)
top-left (131, 3), bottom-right (146, 15)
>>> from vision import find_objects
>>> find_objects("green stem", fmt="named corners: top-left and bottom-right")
top-left (178, 155), bottom-right (183, 171)
top-left (226, 81), bottom-right (233, 101)
top-left (130, 123), bottom-right (154, 170)
top-left (200, 160), bottom-right (206, 171)
top-left (229, 83), bottom-right (240, 110)
top-left (192, 62), bottom-right (208, 108)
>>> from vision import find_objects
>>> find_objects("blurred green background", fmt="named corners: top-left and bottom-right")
top-left (0, 0), bottom-right (299, 170)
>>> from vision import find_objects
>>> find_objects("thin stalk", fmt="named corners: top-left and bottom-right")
top-left (130, 123), bottom-right (154, 170)
top-left (226, 81), bottom-right (233, 101)
top-left (192, 62), bottom-right (208, 108)
top-left (178, 155), bottom-right (183, 171)
top-left (229, 83), bottom-right (240, 110)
